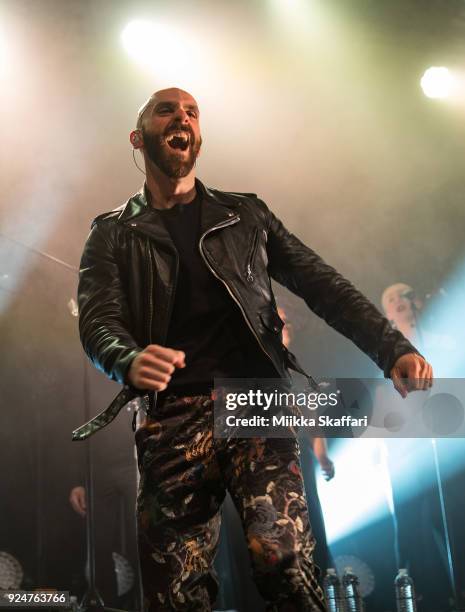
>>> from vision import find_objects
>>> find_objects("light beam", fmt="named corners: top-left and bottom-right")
top-left (421, 66), bottom-right (456, 99)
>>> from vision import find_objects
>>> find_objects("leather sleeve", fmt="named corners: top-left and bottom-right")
top-left (78, 222), bottom-right (142, 384)
top-left (262, 203), bottom-right (419, 377)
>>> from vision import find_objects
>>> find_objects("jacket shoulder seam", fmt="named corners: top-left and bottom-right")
top-left (207, 187), bottom-right (258, 203)
top-left (243, 195), bottom-right (271, 229)
top-left (90, 203), bottom-right (127, 228)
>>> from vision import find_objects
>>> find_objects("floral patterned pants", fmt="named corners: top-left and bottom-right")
top-left (135, 395), bottom-right (326, 612)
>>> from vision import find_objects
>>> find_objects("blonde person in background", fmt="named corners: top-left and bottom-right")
top-left (381, 283), bottom-right (454, 367)
top-left (379, 282), bottom-right (452, 612)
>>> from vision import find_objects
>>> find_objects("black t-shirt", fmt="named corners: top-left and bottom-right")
top-left (158, 191), bottom-right (276, 393)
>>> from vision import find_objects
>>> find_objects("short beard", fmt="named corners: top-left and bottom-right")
top-left (142, 127), bottom-right (201, 179)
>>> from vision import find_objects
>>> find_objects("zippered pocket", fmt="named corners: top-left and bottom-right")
top-left (246, 228), bottom-right (259, 283)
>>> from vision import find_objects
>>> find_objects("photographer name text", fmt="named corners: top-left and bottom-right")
top-left (225, 414), bottom-right (368, 428)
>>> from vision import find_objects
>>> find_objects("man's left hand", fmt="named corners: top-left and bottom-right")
top-left (318, 456), bottom-right (335, 481)
top-left (390, 353), bottom-right (433, 398)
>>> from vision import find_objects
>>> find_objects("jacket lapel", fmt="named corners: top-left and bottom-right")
top-left (117, 185), bottom-right (173, 244)
top-left (117, 179), bottom-right (241, 242)
top-left (198, 179), bottom-right (241, 235)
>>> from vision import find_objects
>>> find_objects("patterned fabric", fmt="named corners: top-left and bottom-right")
top-left (135, 395), bottom-right (326, 612)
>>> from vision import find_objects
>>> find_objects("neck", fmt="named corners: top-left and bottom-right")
top-left (145, 160), bottom-right (197, 209)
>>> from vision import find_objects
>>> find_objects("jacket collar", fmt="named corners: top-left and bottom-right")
top-left (198, 180), bottom-right (241, 235)
top-left (118, 178), bottom-right (240, 236)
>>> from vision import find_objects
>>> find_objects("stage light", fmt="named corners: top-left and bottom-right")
top-left (0, 551), bottom-right (23, 589)
top-left (320, 428), bottom-right (465, 544)
top-left (121, 19), bottom-right (196, 77)
top-left (316, 439), bottom-right (390, 543)
top-left (121, 20), bottom-right (158, 62)
top-left (420, 66), bottom-right (456, 99)
top-left (317, 436), bottom-right (449, 544)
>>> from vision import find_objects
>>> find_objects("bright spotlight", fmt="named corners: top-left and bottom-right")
top-left (122, 20), bottom-right (158, 62)
top-left (121, 19), bottom-right (197, 76)
top-left (420, 66), bottom-right (456, 99)
top-left (316, 439), bottom-right (390, 543)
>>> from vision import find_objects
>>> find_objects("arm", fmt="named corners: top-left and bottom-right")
top-left (78, 221), bottom-right (185, 390)
top-left (264, 205), bottom-right (420, 378)
top-left (78, 222), bottom-right (142, 384)
top-left (311, 438), bottom-right (335, 481)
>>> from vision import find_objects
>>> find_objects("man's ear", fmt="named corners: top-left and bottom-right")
top-left (130, 130), bottom-right (144, 149)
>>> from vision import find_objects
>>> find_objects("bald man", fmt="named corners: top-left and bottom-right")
top-left (75, 88), bottom-right (432, 611)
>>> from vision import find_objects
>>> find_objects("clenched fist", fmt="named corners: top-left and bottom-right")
top-left (128, 344), bottom-right (186, 391)
top-left (390, 352), bottom-right (433, 398)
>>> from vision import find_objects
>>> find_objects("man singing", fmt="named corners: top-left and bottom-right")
top-left (76, 88), bottom-right (433, 611)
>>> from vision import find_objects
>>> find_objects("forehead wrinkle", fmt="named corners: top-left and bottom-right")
top-left (153, 100), bottom-right (199, 114)
top-left (137, 89), bottom-right (199, 129)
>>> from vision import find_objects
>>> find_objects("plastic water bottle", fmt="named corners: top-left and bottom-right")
top-left (323, 568), bottom-right (345, 612)
top-left (342, 567), bottom-right (364, 612)
top-left (395, 569), bottom-right (417, 612)
top-left (69, 596), bottom-right (78, 612)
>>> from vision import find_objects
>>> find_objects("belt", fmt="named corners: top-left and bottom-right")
top-left (148, 383), bottom-right (213, 416)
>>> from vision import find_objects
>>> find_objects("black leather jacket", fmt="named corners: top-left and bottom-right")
top-left (73, 178), bottom-right (417, 440)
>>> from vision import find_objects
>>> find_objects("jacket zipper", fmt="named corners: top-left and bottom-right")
top-left (199, 216), bottom-right (275, 366)
top-left (246, 228), bottom-right (259, 283)
top-left (146, 242), bottom-right (154, 344)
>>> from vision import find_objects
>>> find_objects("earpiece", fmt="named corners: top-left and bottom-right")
top-left (130, 130), bottom-right (144, 149)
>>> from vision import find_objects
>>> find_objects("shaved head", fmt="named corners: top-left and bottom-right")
top-left (136, 88), bottom-right (199, 129)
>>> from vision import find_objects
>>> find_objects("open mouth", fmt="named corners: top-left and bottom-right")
top-left (166, 131), bottom-right (190, 151)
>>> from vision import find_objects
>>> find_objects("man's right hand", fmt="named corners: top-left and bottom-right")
top-left (128, 344), bottom-right (186, 391)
